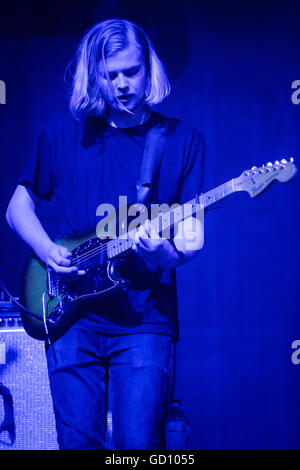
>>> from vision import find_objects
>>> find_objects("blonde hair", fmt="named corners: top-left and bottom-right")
top-left (68, 19), bottom-right (171, 118)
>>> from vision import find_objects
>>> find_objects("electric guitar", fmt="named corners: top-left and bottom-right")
top-left (19, 158), bottom-right (297, 341)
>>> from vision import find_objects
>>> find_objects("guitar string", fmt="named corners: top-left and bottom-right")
top-left (69, 193), bottom-right (207, 266)
top-left (66, 189), bottom-right (218, 269)
top-left (66, 183), bottom-right (232, 269)
top-left (67, 200), bottom-right (195, 266)
top-left (52, 169), bottom-right (283, 278)
top-left (65, 179), bottom-right (247, 269)
top-left (67, 170), bottom-right (277, 268)
top-left (66, 212), bottom-right (187, 268)
top-left (73, 167), bottom-right (279, 268)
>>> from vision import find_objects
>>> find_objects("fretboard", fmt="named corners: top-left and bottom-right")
top-left (106, 179), bottom-right (236, 259)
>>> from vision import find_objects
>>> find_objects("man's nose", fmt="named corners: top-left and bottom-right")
top-left (116, 73), bottom-right (128, 90)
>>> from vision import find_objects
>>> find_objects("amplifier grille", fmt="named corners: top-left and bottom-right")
top-left (0, 327), bottom-right (58, 450)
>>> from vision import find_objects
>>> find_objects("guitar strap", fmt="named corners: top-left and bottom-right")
top-left (136, 117), bottom-right (177, 410)
top-left (136, 117), bottom-right (169, 205)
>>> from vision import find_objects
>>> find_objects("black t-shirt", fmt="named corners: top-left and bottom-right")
top-left (19, 110), bottom-right (208, 340)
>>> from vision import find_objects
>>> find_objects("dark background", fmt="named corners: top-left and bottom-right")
top-left (0, 0), bottom-right (299, 449)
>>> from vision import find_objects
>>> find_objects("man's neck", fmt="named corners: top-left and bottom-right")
top-left (106, 105), bottom-right (152, 129)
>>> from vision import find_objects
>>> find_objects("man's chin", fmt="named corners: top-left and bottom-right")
top-left (112, 97), bottom-right (143, 113)
top-left (118, 102), bottom-right (138, 113)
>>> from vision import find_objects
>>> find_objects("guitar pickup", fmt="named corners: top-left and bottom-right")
top-left (47, 270), bottom-right (61, 297)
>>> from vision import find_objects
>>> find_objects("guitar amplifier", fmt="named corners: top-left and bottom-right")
top-left (0, 301), bottom-right (58, 450)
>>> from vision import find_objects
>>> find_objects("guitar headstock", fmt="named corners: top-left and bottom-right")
top-left (234, 158), bottom-right (297, 197)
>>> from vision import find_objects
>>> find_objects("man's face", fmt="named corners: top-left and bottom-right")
top-left (99, 42), bottom-right (148, 114)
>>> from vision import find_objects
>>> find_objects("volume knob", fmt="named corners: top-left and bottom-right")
top-left (62, 294), bottom-right (73, 303)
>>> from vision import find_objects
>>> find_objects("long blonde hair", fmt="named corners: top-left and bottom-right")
top-left (69, 19), bottom-right (170, 118)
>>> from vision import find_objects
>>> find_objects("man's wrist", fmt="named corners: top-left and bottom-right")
top-left (173, 247), bottom-right (186, 268)
top-left (166, 240), bottom-right (186, 268)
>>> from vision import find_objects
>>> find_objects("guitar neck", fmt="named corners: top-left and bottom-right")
top-left (106, 179), bottom-right (236, 259)
top-left (199, 179), bottom-right (236, 208)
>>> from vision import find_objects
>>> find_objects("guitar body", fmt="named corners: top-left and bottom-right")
top-left (20, 232), bottom-right (130, 341)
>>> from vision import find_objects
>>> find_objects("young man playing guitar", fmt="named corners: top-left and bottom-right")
top-left (6, 19), bottom-right (205, 450)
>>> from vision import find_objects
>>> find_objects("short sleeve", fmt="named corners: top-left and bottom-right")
top-left (18, 125), bottom-right (57, 202)
top-left (178, 128), bottom-right (215, 205)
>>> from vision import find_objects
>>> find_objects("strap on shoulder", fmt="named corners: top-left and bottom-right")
top-left (136, 118), bottom-right (168, 205)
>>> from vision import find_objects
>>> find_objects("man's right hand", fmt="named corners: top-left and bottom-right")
top-left (41, 242), bottom-right (86, 276)
top-left (6, 185), bottom-right (86, 277)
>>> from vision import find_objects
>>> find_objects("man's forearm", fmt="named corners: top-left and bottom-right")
top-left (6, 202), bottom-right (54, 262)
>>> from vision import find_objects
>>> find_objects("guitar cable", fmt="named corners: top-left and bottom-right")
top-left (0, 267), bottom-right (46, 321)
top-left (0, 267), bottom-right (56, 357)
top-left (42, 291), bottom-right (52, 346)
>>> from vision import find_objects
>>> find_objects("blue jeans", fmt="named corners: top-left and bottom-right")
top-left (46, 319), bottom-right (173, 450)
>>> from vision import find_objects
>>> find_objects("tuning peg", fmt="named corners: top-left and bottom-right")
top-left (281, 159), bottom-right (287, 164)
top-left (265, 162), bottom-right (273, 171)
top-left (251, 166), bottom-right (261, 175)
top-left (290, 157), bottom-right (294, 163)
top-left (274, 160), bottom-right (280, 165)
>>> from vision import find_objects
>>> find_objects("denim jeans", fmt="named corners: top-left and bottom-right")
top-left (46, 319), bottom-right (173, 450)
